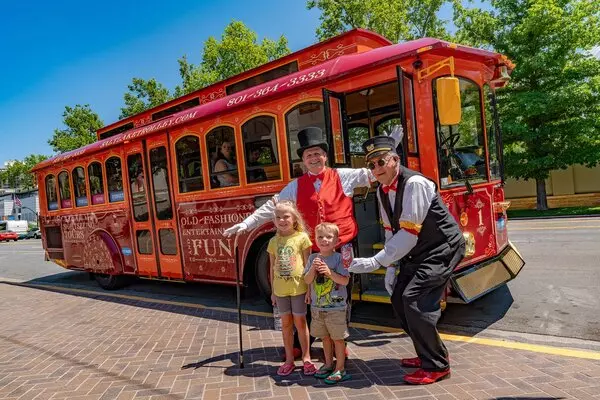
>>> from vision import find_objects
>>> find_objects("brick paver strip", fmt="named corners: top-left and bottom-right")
top-left (1, 284), bottom-right (600, 400)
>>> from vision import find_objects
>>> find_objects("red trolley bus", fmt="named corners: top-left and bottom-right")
top-left (33, 29), bottom-right (525, 305)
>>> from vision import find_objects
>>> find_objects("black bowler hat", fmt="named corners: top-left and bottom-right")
top-left (362, 135), bottom-right (396, 161)
top-left (297, 127), bottom-right (329, 158)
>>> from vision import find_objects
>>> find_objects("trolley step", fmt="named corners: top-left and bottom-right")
top-left (351, 289), bottom-right (391, 303)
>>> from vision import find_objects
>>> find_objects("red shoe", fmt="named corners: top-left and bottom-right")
top-left (281, 347), bottom-right (303, 362)
top-left (402, 356), bottom-right (449, 368)
top-left (401, 357), bottom-right (421, 368)
top-left (403, 368), bottom-right (450, 385)
top-left (293, 347), bottom-right (302, 359)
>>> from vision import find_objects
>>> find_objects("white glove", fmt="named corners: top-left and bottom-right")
top-left (348, 257), bottom-right (380, 274)
top-left (385, 267), bottom-right (397, 296)
top-left (390, 124), bottom-right (404, 146)
top-left (223, 222), bottom-right (248, 238)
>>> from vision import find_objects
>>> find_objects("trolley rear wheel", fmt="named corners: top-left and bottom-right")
top-left (93, 273), bottom-right (130, 290)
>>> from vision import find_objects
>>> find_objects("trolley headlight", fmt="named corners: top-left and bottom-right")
top-left (463, 232), bottom-right (476, 257)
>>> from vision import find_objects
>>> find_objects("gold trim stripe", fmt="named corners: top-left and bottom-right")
top-left (366, 147), bottom-right (392, 158)
top-left (400, 220), bottom-right (422, 233)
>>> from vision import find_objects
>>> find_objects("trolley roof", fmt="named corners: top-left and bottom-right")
top-left (33, 36), bottom-right (512, 172)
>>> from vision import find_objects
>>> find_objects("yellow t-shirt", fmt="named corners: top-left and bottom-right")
top-left (267, 231), bottom-right (312, 297)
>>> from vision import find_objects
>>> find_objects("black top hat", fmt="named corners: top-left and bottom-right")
top-left (362, 135), bottom-right (396, 161)
top-left (297, 127), bottom-right (329, 158)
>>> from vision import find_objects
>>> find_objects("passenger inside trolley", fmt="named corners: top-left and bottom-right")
top-left (245, 147), bottom-right (268, 183)
top-left (214, 141), bottom-right (239, 187)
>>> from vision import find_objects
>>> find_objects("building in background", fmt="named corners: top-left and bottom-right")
top-left (0, 160), bottom-right (40, 223)
top-left (0, 189), bottom-right (40, 224)
top-left (505, 165), bottom-right (600, 209)
top-left (0, 190), bottom-right (39, 223)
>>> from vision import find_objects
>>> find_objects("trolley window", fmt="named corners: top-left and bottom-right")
top-left (149, 146), bottom-right (173, 220)
top-left (348, 123), bottom-right (369, 154)
top-left (127, 153), bottom-right (148, 222)
top-left (285, 102), bottom-right (326, 178)
top-left (159, 229), bottom-right (177, 255)
top-left (136, 230), bottom-right (153, 255)
top-left (105, 157), bottom-right (125, 202)
top-left (175, 135), bottom-right (204, 193)
top-left (72, 167), bottom-right (88, 207)
top-left (207, 126), bottom-right (239, 189)
top-left (434, 77), bottom-right (487, 188)
top-left (45, 174), bottom-right (58, 211)
top-left (242, 116), bottom-right (280, 184)
top-left (58, 171), bottom-right (72, 208)
top-left (88, 162), bottom-right (105, 205)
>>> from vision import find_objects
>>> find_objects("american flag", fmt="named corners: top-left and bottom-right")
top-left (14, 196), bottom-right (22, 207)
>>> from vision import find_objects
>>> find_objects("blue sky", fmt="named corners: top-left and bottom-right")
top-left (0, 1), bottom-right (455, 164)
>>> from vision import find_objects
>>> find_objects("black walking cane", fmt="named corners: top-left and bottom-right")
top-left (233, 234), bottom-right (244, 369)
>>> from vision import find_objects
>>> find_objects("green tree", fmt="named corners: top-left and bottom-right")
top-left (0, 154), bottom-right (48, 190)
top-left (0, 161), bottom-right (26, 189)
top-left (174, 20), bottom-right (290, 95)
top-left (49, 105), bottom-right (103, 153)
top-left (454, 0), bottom-right (600, 210)
top-left (22, 154), bottom-right (49, 189)
top-left (307, 0), bottom-right (451, 42)
top-left (120, 78), bottom-right (173, 119)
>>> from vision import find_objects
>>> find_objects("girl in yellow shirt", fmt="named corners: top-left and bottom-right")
top-left (267, 200), bottom-right (316, 376)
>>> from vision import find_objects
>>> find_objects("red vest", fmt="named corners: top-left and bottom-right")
top-left (296, 168), bottom-right (358, 251)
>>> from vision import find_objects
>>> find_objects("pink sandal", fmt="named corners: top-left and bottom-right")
top-left (277, 363), bottom-right (295, 376)
top-left (303, 361), bottom-right (317, 376)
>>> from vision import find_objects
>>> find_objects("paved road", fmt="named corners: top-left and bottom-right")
top-left (443, 217), bottom-right (600, 341)
top-left (1, 216), bottom-right (599, 343)
top-left (2, 284), bottom-right (600, 400)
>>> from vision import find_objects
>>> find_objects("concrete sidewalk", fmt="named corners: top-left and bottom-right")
top-left (1, 284), bottom-right (599, 400)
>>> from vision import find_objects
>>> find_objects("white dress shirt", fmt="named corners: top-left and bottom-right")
top-left (373, 174), bottom-right (436, 267)
top-left (242, 168), bottom-right (373, 230)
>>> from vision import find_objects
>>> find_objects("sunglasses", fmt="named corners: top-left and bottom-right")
top-left (367, 156), bottom-right (391, 170)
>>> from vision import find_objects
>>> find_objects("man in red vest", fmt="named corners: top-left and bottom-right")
top-left (224, 126), bottom-right (375, 357)
top-left (224, 126), bottom-right (374, 260)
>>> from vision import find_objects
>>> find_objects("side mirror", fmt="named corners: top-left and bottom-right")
top-left (436, 77), bottom-right (462, 125)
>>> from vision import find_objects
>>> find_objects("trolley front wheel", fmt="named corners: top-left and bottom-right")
top-left (254, 240), bottom-right (272, 303)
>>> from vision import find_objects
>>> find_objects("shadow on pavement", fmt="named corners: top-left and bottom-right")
top-left (350, 284), bottom-right (515, 336)
top-left (22, 270), bottom-right (517, 339)
top-left (20, 270), bottom-right (517, 339)
top-left (22, 271), bottom-right (272, 313)
top-left (10, 275), bottom-right (416, 388)
top-left (440, 284), bottom-right (514, 335)
top-left (181, 346), bottom-right (410, 389)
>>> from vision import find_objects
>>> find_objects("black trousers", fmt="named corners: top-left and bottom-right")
top-left (390, 243), bottom-right (465, 371)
